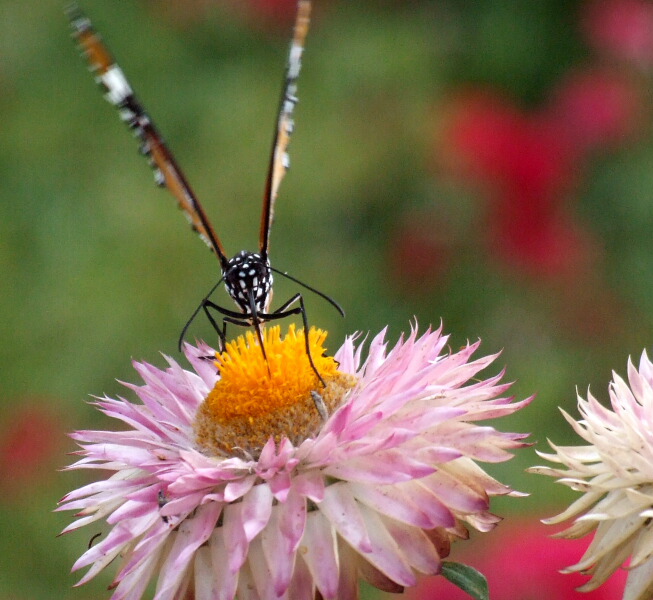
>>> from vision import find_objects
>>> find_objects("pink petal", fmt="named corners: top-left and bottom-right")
top-left (335, 539), bottom-right (362, 600)
top-left (224, 475), bottom-right (257, 502)
top-left (245, 539), bottom-right (274, 600)
top-left (235, 562), bottom-right (261, 600)
top-left (193, 547), bottom-right (218, 600)
top-left (318, 483), bottom-right (372, 553)
top-left (209, 529), bottom-right (239, 600)
top-left (424, 469), bottom-right (490, 514)
top-left (111, 551), bottom-right (161, 600)
top-left (394, 480), bottom-right (457, 528)
top-left (379, 514), bottom-right (440, 574)
top-left (278, 485), bottom-right (308, 551)
top-left (324, 450), bottom-right (435, 484)
top-left (222, 502), bottom-right (250, 572)
top-left (286, 552), bottom-right (314, 600)
top-left (119, 524), bottom-right (170, 580)
top-left (301, 512), bottom-right (340, 599)
top-left (155, 501), bottom-right (222, 597)
top-left (268, 470), bottom-right (292, 501)
top-left (260, 507), bottom-right (295, 596)
top-left (292, 470), bottom-right (325, 502)
top-left (356, 505), bottom-right (417, 587)
top-left (348, 481), bottom-right (436, 529)
top-left (240, 483), bottom-right (273, 541)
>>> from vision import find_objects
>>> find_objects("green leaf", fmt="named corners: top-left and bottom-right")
top-left (441, 561), bottom-right (490, 600)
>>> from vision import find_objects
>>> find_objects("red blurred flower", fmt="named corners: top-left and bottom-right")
top-left (490, 210), bottom-right (598, 280)
top-left (405, 519), bottom-right (627, 599)
top-left (439, 90), bottom-right (598, 280)
top-left (242, 0), bottom-right (304, 26)
top-left (387, 210), bottom-right (453, 293)
top-left (0, 402), bottom-right (66, 498)
top-left (437, 40), bottom-right (645, 281)
top-left (439, 90), bottom-right (527, 182)
top-left (441, 90), bottom-right (575, 208)
top-left (582, 0), bottom-right (653, 67)
top-left (220, 0), bottom-right (312, 30)
top-left (548, 67), bottom-right (643, 153)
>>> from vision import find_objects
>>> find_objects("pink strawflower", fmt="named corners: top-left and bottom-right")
top-left (59, 323), bottom-right (530, 599)
top-left (531, 350), bottom-right (653, 600)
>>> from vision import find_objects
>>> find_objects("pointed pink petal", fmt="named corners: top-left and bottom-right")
top-left (209, 529), bottom-right (239, 600)
top-left (155, 501), bottom-right (222, 597)
top-left (355, 505), bottom-right (416, 587)
top-left (222, 502), bottom-right (249, 572)
top-left (324, 450), bottom-right (435, 484)
top-left (260, 507), bottom-right (294, 596)
top-left (319, 483), bottom-right (372, 553)
top-left (301, 512), bottom-right (339, 599)
top-left (286, 553), bottom-right (314, 599)
top-left (348, 481), bottom-right (436, 529)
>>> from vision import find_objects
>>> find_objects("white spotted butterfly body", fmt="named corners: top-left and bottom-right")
top-left (68, 2), bottom-right (343, 384)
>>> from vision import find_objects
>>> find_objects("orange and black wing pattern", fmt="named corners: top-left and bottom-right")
top-left (67, 5), bottom-right (229, 268)
top-left (259, 0), bottom-right (311, 259)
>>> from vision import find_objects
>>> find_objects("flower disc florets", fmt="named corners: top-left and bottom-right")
top-left (59, 323), bottom-right (530, 600)
top-left (195, 325), bottom-right (357, 456)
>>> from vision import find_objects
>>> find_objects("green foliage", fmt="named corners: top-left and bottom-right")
top-left (442, 561), bottom-right (490, 600)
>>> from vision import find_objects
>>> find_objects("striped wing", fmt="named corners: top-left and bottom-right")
top-left (259, 0), bottom-right (311, 259)
top-left (67, 5), bottom-right (229, 268)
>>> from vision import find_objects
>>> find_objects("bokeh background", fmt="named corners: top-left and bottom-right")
top-left (2, 0), bottom-right (653, 597)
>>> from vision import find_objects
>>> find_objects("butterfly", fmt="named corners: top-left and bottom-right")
top-left (67, 1), bottom-right (343, 385)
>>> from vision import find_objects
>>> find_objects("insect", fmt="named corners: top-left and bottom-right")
top-left (67, 1), bottom-right (343, 385)
top-left (158, 489), bottom-right (169, 524)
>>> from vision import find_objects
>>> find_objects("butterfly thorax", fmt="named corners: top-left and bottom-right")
top-left (223, 250), bottom-right (273, 315)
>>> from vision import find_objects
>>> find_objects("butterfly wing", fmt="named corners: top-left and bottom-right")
top-left (259, 0), bottom-right (311, 260)
top-left (67, 5), bottom-right (229, 268)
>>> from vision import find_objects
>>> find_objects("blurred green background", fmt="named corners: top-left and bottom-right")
top-left (2, 0), bottom-right (653, 597)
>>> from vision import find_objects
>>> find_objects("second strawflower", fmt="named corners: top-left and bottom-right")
top-left (59, 322), bottom-right (531, 599)
top-left (531, 350), bottom-right (653, 600)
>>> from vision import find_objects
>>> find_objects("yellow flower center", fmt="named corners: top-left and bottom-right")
top-left (193, 324), bottom-right (357, 457)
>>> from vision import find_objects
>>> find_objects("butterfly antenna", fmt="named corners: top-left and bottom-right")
top-left (270, 266), bottom-right (344, 317)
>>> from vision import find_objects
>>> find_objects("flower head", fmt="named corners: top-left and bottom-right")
top-left (531, 350), bottom-right (653, 600)
top-left (59, 323), bottom-right (530, 599)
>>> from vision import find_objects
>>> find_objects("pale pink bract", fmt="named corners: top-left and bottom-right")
top-left (59, 325), bottom-right (531, 600)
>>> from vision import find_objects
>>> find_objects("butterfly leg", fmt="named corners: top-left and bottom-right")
top-left (201, 301), bottom-right (272, 376)
top-left (261, 293), bottom-right (326, 387)
top-left (178, 279), bottom-right (224, 351)
top-left (202, 300), bottom-right (242, 352)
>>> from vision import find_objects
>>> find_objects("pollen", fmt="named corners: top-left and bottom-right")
top-left (194, 324), bottom-right (357, 458)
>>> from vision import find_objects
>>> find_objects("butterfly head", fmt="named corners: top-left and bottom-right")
top-left (224, 250), bottom-right (273, 315)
